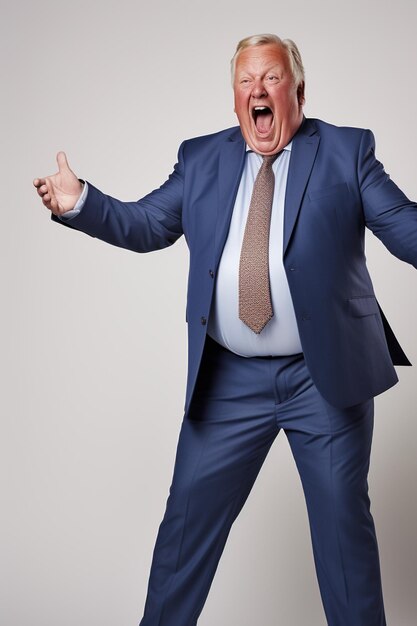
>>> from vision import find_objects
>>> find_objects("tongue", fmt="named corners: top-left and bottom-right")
top-left (256, 111), bottom-right (273, 133)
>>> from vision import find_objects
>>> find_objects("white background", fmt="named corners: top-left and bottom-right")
top-left (2, 0), bottom-right (417, 624)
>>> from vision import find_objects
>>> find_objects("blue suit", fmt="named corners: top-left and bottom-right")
top-left (54, 117), bottom-right (416, 625)
top-left (56, 117), bottom-right (415, 411)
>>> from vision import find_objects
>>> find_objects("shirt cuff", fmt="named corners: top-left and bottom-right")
top-left (59, 180), bottom-right (89, 221)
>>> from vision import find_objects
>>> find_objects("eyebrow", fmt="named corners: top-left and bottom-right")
top-left (236, 64), bottom-right (284, 78)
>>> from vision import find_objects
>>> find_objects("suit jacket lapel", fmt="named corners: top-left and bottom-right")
top-left (283, 118), bottom-right (320, 256)
top-left (214, 127), bottom-right (246, 268)
top-left (213, 119), bottom-right (320, 267)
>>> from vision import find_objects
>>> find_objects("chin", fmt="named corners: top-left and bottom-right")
top-left (246, 132), bottom-right (281, 155)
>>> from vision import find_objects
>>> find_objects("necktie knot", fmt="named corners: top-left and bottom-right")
top-left (261, 152), bottom-right (281, 169)
top-left (263, 154), bottom-right (277, 165)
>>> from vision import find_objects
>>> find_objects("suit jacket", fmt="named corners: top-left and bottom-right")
top-left (54, 117), bottom-right (417, 411)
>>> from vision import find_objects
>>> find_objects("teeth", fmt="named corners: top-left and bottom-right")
top-left (254, 106), bottom-right (267, 111)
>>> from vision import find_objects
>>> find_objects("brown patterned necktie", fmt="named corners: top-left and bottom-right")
top-left (238, 153), bottom-right (280, 334)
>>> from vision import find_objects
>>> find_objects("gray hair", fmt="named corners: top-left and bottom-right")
top-left (231, 33), bottom-right (305, 92)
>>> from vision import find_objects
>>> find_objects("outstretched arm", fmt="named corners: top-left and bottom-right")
top-left (33, 144), bottom-right (185, 253)
top-left (359, 129), bottom-right (417, 268)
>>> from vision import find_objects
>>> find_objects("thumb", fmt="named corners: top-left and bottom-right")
top-left (56, 151), bottom-right (71, 174)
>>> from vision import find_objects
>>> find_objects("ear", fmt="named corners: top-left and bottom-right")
top-left (297, 81), bottom-right (305, 106)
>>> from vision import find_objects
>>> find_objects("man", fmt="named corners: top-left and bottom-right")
top-left (33, 34), bottom-right (417, 626)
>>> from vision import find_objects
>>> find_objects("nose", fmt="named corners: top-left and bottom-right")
top-left (251, 78), bottom-right (267, 99)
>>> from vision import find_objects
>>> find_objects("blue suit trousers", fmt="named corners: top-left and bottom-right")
top-left (139, 335), bottom-right (387, 626)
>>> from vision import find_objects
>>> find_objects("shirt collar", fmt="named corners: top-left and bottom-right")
top-left (246, 140), bottom-right (292, 153)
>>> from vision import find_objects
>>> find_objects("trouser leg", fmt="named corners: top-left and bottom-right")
top-left (138, 336), bottom-right (283, 626)
top-left (280, 365), bottom-right (387, 626)
top-left (139, 335), bottom-right (388, 626)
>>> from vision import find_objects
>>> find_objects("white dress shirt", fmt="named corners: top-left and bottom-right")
top-left (61, 141), bottom-right (302, 357)
top-left (207, 142), bottom-right (302, 356)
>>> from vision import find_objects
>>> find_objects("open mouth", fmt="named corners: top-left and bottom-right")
top-left (252, 106), bottom-right (274, 134)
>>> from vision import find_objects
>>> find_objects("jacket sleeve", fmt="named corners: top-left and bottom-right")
top-left (359, 129), bottom-right (417, 268)
top-left (51, 142), bottom-right (185, 253)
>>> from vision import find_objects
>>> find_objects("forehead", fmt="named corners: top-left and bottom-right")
top-left (235, 43), bottom-right (290, 75)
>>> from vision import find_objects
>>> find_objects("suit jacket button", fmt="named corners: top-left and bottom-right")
top-left (209, 269), bottom-right (214, 278)
top-left (201, 316), bottom-right (207, 325)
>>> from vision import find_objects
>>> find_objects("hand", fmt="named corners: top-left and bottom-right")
top-left (33, 152), bottom-right (84, 216)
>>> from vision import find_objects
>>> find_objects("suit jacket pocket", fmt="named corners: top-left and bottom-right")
top-left (348, 295), bottom-right (379, 317)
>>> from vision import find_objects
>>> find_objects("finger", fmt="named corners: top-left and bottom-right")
top-left (50, 196), bottom-right (58, 212)
top-left (45, 178), bottom-right (54, 195)
top-left (56, 151), bottom-right (70, 173)
top-left (42, 196), bottom-right (52, 210)
top-left (37, 183), bottom-right (50, 198)
top-left (44, 179), bottom-right (57, 205)
top-left (33, 177), bottom-right (45, 188)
